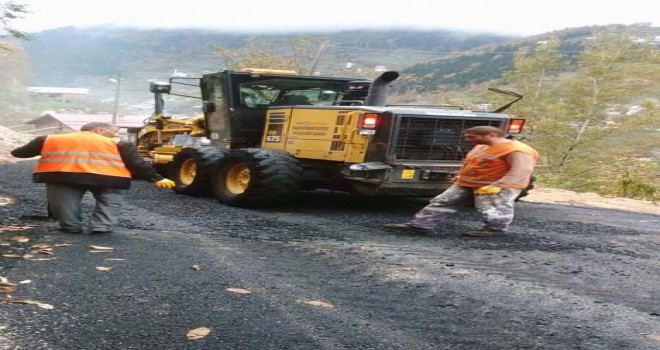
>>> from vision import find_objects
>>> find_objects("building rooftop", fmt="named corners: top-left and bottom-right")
top-left (26, 87), bottom-right (91, 95)
top-left (27, 112), bottom-right (146, 131)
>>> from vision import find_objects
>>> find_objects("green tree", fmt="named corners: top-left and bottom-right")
top-left (214, 34), bottom-right (329, 75)
top-left (502, 27), bottom-right (660, 200)
top-left (1, 2), bottom-right (33, 125)
top-left (1, 1), bottom-right (30, 47)
top-left (503, 37), bottom-right (564, 101)
top-left (0, 40), bottom-right (32, 124)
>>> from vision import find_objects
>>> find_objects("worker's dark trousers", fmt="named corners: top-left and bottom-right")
top-left (408, 184), bottom-right (522, 231)
top-left (46, 183), bottom-right (125, 232)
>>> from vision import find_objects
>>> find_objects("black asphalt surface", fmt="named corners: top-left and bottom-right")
top-left (1, 160), bottom-right (659, 350)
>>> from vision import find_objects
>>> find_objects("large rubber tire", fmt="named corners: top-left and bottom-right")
top-left (171, 146), bottom-right (228, 196)
top-left (212, 148), bottom-right (303, 207)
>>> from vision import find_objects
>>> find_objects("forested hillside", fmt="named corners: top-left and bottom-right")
top-left (21, 27), bottom-right (512, 84)
top-left (4, 26), bottom-right (518, 110)
top-left (17, 24), bottom-right (659, 103)
top-left (399, 26), bottom-right (598, 89)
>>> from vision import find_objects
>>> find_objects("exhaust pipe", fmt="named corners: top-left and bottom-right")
top-left (365, 71), bottom-right (399, 106)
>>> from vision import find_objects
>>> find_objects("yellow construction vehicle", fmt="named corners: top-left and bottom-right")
top-left (128, 77), bottom-right (211, 176)
top-left (131, 69), bottom-right (527, 206)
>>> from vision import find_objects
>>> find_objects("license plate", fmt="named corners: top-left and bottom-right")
top-left (401, 169), bottom-right (415, 179)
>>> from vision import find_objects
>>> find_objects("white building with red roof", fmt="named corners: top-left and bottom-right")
top-left (24, 112), bottom-right (146, 136)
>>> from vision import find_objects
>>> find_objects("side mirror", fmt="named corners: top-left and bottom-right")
top-left (203, 101), bottom-right (216, 113)
top-left (149, 82), bottom-right (171, 94)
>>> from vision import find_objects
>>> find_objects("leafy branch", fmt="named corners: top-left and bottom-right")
top-left (1, 1), bottom-right (31, 50)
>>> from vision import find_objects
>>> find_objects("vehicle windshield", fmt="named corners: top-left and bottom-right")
top-left (238, 77), bottom-right (350, 108)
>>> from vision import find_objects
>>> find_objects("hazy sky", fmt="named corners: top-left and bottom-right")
top-left (11, 0), bottom-right (659, 36)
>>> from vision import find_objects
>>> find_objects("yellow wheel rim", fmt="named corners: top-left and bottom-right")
top-left (179, 159), bottom-right (197, 186)
top-left (226, 163), bottom-right (250, 195)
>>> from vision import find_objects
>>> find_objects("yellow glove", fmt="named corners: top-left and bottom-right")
top-left (474, 185), bottom-right (502, 196)
top-left (155, 179), bottom-right (176, 189)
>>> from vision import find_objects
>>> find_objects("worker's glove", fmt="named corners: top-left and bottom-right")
top-left (155, 179), bottom-right (176, 189)
top-left (474, 185), bottom-right (502, 196)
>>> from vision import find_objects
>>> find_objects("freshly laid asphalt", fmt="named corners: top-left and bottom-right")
top-left (1, 160), bottom-right (659, 350)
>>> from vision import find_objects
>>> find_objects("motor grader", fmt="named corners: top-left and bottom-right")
top-left (131, 69), bottom-right (527, 206)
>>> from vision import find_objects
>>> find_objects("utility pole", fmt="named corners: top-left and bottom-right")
top-left (110, 75), bottom-right (122, 125)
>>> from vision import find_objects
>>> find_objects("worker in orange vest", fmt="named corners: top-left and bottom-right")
top-left (384, 125), bottom-right (538, 237)
top-left (11, 122), bottom-right (175, 234)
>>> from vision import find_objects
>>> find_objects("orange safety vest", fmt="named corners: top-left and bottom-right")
top-left (35, 131), bottom-right (132, 178)
top-left (457, 140), bottom-right (538, 188)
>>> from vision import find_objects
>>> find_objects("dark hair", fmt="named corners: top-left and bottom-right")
top-left (463, 126), bottom-right (505, 137)
top-left (80, 122), bottom-right (116, 131)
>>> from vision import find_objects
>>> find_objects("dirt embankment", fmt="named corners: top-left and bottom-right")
top-left (522, 187), bottom-right (659, 215)
top-left (0, 126), bottom-right (33, 163)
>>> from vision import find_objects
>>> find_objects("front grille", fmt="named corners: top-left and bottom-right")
top-left (393, 116), bottom-right (502, 161)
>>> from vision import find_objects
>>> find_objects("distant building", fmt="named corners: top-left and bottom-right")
top-left (23, 112), bottom-right (146, 137)
top-left (26, 87), bottom-right (91, 103)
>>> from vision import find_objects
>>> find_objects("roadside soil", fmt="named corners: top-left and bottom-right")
top-left (521, 187), bottom-right (659, 215)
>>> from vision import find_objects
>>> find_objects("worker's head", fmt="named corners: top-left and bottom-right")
top-left (81, 122), bottom-right (119, 139)
top-left (463, 126), bottom-right (505, 145)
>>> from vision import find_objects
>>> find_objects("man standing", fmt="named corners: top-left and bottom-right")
top-left (11, 122), bottom-right (176, 233)
top-left (384, 125), bottom-right (538, 237)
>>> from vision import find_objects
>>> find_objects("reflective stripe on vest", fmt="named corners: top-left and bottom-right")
top-left (457, 140), bottom-right (538, 188)
top-left (35, 132), bottom-right (131, 178)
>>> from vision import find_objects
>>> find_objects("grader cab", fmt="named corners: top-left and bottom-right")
top-left (133, 69), bottom-right (525, 206)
